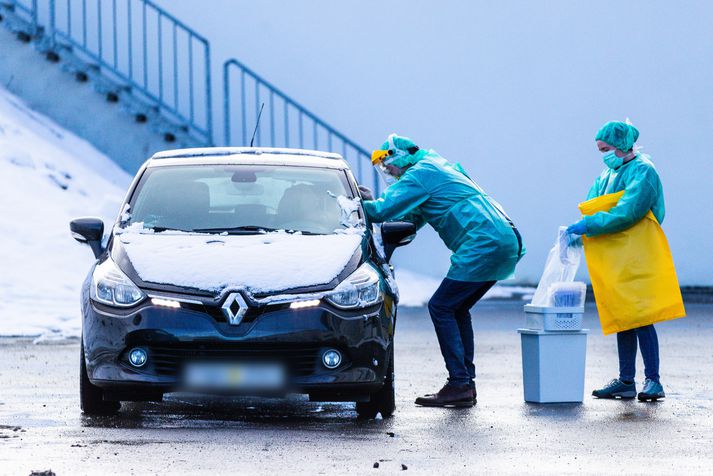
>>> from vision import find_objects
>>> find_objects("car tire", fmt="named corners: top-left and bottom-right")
top-left (80, 338), bottom-right (120, 415)
top-left (356, 343), bottom-right (395, 419)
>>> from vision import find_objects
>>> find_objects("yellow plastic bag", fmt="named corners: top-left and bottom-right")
top-left (579, 191), bottom-right (685, 335)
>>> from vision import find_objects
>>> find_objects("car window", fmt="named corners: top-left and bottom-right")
top-left (126, 164), bottom-right (359, 234)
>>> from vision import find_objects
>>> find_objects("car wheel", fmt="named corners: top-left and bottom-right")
top-left (356, 344), bottom-right (395, 419)
top-left (80, 338), bottom-right (120, 415)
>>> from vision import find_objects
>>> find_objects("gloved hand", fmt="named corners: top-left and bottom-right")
top-left (358, 185), bottom-right (374, 201)
top-left (566, 220), bottom-right (587, 236)
top-left (568, 235), bottom-right (583, 248)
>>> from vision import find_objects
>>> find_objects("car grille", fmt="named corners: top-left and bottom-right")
top-left (146, 343), bottom-right (325, 376)
top-left (180, 302), bottom-right (270, 324)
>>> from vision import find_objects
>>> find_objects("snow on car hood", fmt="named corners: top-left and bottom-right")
top-left (116, 229), bottom-right (363, 293)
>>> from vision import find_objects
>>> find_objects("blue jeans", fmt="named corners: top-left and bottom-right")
top-left (617, 324), bottom-right (660, 383)
top-left (427, 279), bottom-right (497, 387)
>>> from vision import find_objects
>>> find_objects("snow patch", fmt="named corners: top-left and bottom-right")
top-left (0, 86), bottom-right (131, 339)
top-left (120, 203), bottom-right (131, 223)
top-left (395, 269), bottom-right (535, 307)
top-left (120, 230), bottom-right (362, 293)
top-left (334, 194), bottom-right (361, 228)
top-left (393, 269), bottom-right (441, 307)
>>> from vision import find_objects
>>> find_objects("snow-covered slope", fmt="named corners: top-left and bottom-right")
top-left (0, 86), bottom-right (131, 340)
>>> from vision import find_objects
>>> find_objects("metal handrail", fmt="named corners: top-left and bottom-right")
top-left (223, 58), bottom-right (379, 193)
top-left (6, 0), bottom-right (213, 144)
top-left (5, 0), bottom-right (380, 191)
top-left (2, 0), bottom-right (39, 33)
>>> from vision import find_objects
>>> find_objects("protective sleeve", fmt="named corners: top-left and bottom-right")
top-left (583, 168), bottom-right (659, 236)
top-left (362, 171), bottom-right (430, 224)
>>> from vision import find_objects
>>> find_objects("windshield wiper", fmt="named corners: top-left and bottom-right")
top-left (150, 226), bottom-right (187, 233)
top-left (192, 225), bottom-right (281, 235)
top-left (192, 226), bottom-right (325, 235)
top-left (120, 224), bottom-right (187, 233)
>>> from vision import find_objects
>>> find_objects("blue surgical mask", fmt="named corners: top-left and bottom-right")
top-left (602, 150), bottom-right (624, 169)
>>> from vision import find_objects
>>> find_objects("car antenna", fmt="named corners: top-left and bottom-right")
top-left (249, 103), bottom-right (265, 147)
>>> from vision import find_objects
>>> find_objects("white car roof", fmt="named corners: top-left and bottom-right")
top-left (147, 147), bottom-right (351, 170)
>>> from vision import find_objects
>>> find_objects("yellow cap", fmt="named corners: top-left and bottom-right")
top-left (371, 149), bottom-right (391, 165)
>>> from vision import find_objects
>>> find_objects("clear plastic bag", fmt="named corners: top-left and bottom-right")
top-left (531, 226), bottom-right (583, 306)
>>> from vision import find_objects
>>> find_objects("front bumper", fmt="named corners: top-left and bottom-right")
top-left (82, 293), bottom-right (395, 400)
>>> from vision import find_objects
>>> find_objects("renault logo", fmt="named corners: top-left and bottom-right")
top-left (222, 292), bottom-right (248, 325)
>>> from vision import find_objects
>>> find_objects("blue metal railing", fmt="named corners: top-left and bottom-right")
top-left (4, 0), bottom-right (379, 190)
top-left (5, 0), bottom-right (213, 144)
top-left (2, 0), bottom-right (40, 34)
top-left (223, 58), bottom-right (379, 193)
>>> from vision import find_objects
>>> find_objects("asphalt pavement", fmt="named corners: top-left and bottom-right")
top-left (1, 301), bottom-right (711, 475)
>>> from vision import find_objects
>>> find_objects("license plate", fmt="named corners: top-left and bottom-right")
top-left (184, 362), bottom-right (286, 391)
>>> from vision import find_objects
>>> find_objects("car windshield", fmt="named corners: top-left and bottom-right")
top-left (124, 164), bottom-right (360, 234)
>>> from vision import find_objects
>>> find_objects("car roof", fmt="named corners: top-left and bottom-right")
top-left (147, 147), bottom-right (351, 170)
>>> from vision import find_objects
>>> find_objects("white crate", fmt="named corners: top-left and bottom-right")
top-left (524, 304), bottom-right (584, 332)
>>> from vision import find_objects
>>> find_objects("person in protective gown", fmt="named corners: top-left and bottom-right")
top-left (567, 121), bottom-right (667, 401)
top-left (360, 134), bottom-right (524, 407)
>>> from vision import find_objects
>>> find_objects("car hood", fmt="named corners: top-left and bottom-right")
top-left (112, 229), bottom-right (364, 296)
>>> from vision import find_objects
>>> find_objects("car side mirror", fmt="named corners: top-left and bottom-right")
top-left (381, 221), bottom-right (417, 262)
top-left (70, 217), bottom-right (105, 258)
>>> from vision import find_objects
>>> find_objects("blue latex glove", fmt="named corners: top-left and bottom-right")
top-left (566, 220), bottom-right (587, 236)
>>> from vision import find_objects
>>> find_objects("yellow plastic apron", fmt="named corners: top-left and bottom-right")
top-left (579, 191), bottom-right (686, 335)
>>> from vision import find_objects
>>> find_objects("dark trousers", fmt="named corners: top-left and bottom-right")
top-left (617, 324), bottom-right (660, 383)
top-left (427, 278), bottom-right (497, 387)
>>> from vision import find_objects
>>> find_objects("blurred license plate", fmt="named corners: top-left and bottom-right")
top-left (184, 362), bottom-right (285, 390)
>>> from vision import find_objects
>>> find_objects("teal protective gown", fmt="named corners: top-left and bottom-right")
top-left (583, 154), bottom-right (665, 236)
top-left (363, 150), bottom-right (524, 282)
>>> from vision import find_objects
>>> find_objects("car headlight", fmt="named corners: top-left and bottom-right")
top-left (90, 259), bottom-right (146, 307)
top-left (326, 263), bottom-right (382, 309)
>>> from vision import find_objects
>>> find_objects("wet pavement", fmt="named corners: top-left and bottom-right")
top-left (1, 301), bottom-right (712, 475)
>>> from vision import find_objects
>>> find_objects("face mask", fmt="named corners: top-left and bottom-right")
top-left (602, 150), bottom-right (624, 169)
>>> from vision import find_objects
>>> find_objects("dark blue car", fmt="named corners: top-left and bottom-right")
top-left (70, 147), bottom-right (415, 418)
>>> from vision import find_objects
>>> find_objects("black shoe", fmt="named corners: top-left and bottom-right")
top-left (469, 385), bottom-right (478, 404)
top-left (415, 384), bottom-right (474, 408)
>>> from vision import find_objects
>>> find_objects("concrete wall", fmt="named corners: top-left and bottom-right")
top-left (155, 0), bottom-right (713, 285)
